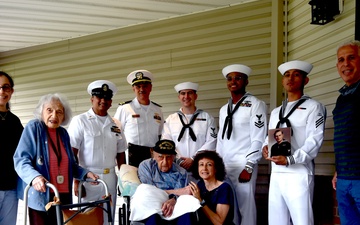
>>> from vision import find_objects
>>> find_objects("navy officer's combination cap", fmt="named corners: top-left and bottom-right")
top-left (87, 80), bottom-right (117, 100)
top-left (127, 70), bottom-right (154, 86)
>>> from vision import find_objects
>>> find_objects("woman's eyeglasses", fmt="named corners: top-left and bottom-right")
top-left (0, 85), bottom-right (12, 92)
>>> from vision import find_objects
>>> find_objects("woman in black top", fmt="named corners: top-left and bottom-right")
top-left (0, 71), bottom-right (23, 225)
top-left (189, 150), bottom-right (235, 225)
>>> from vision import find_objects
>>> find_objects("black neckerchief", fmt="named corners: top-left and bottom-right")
top-left (177, 110), bottom-right (201, 142)
top-left (276, 96), bottom-right (308, 135)
top-left (222, 95), bottom-right (248, 140)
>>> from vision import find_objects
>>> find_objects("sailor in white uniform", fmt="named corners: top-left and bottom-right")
top-left (262, 60), bottom-right (326, 225)
top-left (67, 80), bottom-right (127, 225)
top-left (162, 82), bottom-right (217, 179)
top-left (217, 64), bottom-right (267, 225)
top-left (114, 70), bottom-right (164, 167)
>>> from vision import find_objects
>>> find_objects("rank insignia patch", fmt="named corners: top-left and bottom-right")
top-left (154, 113), bottom-right (162, 121)
top-left (255, 114), bottom-right (265, 128)
top-left (210, 127), bottom-right (217, 138)
top-left (316, 116), bottom-right (324, 128)
top-left (240, 100), bottom-right (252, 107)
top-left (136, 72), bottom-right (144, 80)
top-left (111, 126), bottom-right (121, 134)
top-left (102, 84), bottom-right (109, 92)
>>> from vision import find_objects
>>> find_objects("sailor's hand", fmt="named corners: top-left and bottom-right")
top-left (238, 169), bottom-right (252, 183)
top-left (262, 145), bottom-right (270, 159)
top-left (268, 156), bottom-right (287, 165)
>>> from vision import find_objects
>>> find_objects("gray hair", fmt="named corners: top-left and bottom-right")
top-left (33, 93), bottom-right (72, 126)
top-left (337, 40), bottom-right (360, 55)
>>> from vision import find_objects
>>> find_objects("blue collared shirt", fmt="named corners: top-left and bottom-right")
top-left (339, 80), bottom-right (360, 96)
top-left (138, 158), bottom-right (188, 190)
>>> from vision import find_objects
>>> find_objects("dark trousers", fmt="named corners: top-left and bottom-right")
top-left (128, 143), bottom-right (152, 167)
top-left (144, 213), bottom-right (193, 225)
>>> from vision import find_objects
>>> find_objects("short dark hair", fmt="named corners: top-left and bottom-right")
top-left (0, 71), bottom-right (14, 88)
top-left (273, 129), bottom-right (283, 138)
top-left (191, 150), bottom-right (226, 181)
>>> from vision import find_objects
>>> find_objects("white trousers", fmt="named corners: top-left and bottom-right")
top-left (226, 166), bottom-right (258, 225)
top-left (82, 171), bottom-right (117, 225)
top-left (268, 173), bottom-right (314, 225)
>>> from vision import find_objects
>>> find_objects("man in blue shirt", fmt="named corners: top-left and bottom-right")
top-left (137, 139), bottom-right (193, 225)
top-left (332, 40), bottom-right (360, 225)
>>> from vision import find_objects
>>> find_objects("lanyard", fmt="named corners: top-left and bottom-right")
top-left (47, 129), bottom-right (62, 167)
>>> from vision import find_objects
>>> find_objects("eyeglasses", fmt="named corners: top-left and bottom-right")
top-left (226, 76), bottom-right (246, 81)
top-left (0, 85), bottom-right (12, 92)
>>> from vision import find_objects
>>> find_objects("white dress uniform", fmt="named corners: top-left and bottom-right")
top-left (162, 109), bottom-right (217, 159)
top-left (114, 97), bottom-right (163, 147)
top-left (114, 98), bottom-right (164, 147)
top-left (263, 95), bottom-right (326, 225)
top-left (67, 109), bottom-right (127, 225)
top-left (217, 93), bottom-right (267, 225)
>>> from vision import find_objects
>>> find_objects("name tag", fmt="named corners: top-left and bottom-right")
top-left (196, 118), bottom-right (206, 121)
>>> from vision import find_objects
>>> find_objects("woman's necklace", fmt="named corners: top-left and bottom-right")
top-left (0, 111), bottom-right (8, 120)
top-left (205, 180), bottom-right (220, 191)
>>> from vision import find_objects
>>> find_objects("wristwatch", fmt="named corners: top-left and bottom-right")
top-left (168, 194), bottom-right (177, 200)
top-left (245, 166), bottom-right (253, 174)
top-left (200, 199), bottom-right (206, 207)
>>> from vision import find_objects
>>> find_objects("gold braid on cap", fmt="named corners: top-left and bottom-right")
top-left (132, 72), bottom-right (151, 85)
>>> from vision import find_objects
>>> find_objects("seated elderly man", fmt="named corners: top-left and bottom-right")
top-left (133, 139), bottom-right (197, 225)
